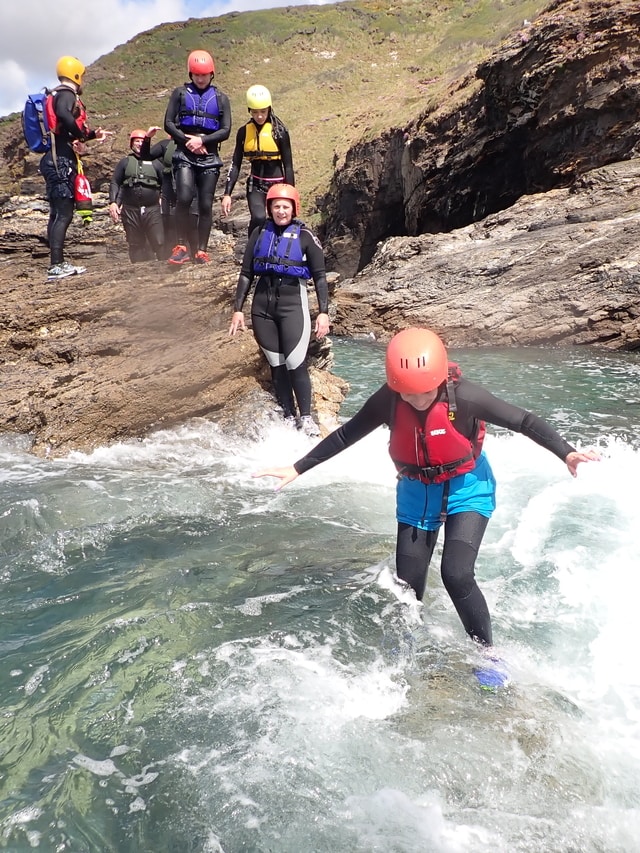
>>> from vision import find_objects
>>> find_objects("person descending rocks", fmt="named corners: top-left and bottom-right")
top-left (163, 49), bottom-right (231, 265)
top-left (255, 328), bottom-right (600, 657)
top-left (228, 183), bottom-right (330, 435)
top-left (221, 85), bottom-right (294, 235)
top-left (109, 128), bottom-right (164, 262)
top-left (39, 55), bottom-right (112, 280)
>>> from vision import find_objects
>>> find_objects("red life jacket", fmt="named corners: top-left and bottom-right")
top-left (44, 86), bottom-right (90, 139)
top-left (388, 363), bottom-right (486, 485)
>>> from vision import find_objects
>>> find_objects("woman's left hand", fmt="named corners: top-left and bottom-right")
top-left (315, 312), bottom-right (330, 340)
top-left (565, 449), bottom-right (600, 477)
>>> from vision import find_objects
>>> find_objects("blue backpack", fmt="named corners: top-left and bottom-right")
top-left (22, 91), bottom-right (52, 153)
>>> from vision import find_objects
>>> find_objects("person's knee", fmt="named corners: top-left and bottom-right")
top-left (440, 539), bottom-right (478, 600)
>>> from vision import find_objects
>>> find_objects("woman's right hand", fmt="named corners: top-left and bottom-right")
top-left (253, 466), bottom-right (299, 491)
top-left (221, 195), bottom-right (232, 217)
top-left (228, 311), bottom-right (246, 336)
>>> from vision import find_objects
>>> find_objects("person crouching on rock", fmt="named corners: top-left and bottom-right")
top-left (228, 183), bottom-right (330, 436)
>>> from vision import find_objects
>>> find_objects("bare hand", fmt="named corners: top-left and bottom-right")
top-left (315, 312), bottom-right (330, 339)
top-left (565, 448), bottom-right (600, 478)
top-left (108, 202), bottom-right (121, 224)
top-left (229, 311), bottom-right (246, 336)
top-left (186, 134), bottom-right (207, 155)
top-left (146, 126), bottom-right (161, 137)
top-left (221, 195), bottom-right (232, 217)
top-left (94, 128), bottom-right (114, 143)
top-left (253, 466), bottom-right (299, 491)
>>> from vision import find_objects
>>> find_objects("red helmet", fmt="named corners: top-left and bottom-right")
top-left (188, 50), bottom-right (214, 76)
top-left (266, 183), bottom-right (300, 218)
top-left (385, 328), bottom-right (448, 394)
top-left (129, 128), bottom-right (146, 146)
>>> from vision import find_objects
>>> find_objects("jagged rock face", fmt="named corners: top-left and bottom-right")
top-left (321, 0), bottom-right (640, 276)
top-left (331, 157), bottom-right (640, 351)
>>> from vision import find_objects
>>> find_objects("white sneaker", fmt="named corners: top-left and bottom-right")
top-left (63, 261), bottom-right (86, 275)
top-left (47, 263), bottom-right (78, 280)
top-left (299, 416), bottom-right (320, 437)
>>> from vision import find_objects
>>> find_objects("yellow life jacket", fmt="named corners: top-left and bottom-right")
top-left (243, 121), bottom-right (281, 161)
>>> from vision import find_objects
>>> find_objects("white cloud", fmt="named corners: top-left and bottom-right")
top-left (0, 0), bottom-right (335, 118)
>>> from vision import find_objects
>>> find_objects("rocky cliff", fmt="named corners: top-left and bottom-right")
top-left (321, 0), bottom-right (640, 275)
top-left (331, 157), bottom-right (640, 350)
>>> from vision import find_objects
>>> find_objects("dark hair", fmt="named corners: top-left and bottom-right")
top-left (269, 110), bottom-right (287, 142)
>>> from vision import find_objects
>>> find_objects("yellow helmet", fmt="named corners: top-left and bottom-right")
top-left (56, 55), bottom-right (85, 85)
top-left (246, 85), bottom-right (272, 111)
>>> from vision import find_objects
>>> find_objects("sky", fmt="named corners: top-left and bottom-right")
top-left (0, 0), bottom-right (332, 118)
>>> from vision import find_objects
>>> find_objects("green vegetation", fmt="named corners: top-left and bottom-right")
top-left (6, 0), bottom-right (549, 224)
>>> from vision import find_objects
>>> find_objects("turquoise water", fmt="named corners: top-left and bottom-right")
top-left (1, 339), bottom-right (639, 852)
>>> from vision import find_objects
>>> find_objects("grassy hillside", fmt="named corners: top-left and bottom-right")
top-left (3, 0), bottom-right (549, 225)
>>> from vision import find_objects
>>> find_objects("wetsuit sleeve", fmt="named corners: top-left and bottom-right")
top-left (294, 385), bottom-right (391, 474)
top-left (164, 87), bottom-right (188, 144)
top-left (301, 228), bottom-right (329, 314)
top-left (232, 227), bottom-right (260, 312)
top-left (279, 130), bottom-right (295, 185)
top-left (201, 90), bottom-right (232, 148)
top-left (109, 158), bottom-right (127, 204)
top-left (146, 139), bottom-right (166, 161)
top-left (456, 378), bottom-right (576, 461)
top-left (223, 127), bottom-right (247, 195)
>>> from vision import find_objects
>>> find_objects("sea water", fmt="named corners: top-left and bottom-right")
top-left (1, 338), bottom-right (639, 852)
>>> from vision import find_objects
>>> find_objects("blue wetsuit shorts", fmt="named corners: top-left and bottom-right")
top-left (396, 451), bottom-right (496, 531)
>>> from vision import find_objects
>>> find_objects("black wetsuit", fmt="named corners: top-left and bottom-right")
top-left (109, 153), bottom-right (164, 262)
top-left (293, 380), bottom-right (576, 645)
top-left (233, 221), bottom-right (329, 418)
top-left (164, 83), bottom-right (231, 253)
top-left (223, 118), bottom-right (294, 235)
top-left (39, 86), bottom-right (98, 266)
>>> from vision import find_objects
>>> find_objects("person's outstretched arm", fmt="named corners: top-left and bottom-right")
top-left (254, 384), bottom-right (392, 489)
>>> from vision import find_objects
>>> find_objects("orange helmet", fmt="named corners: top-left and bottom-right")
top-left (129, 128), bottom-right (146, 146)
top-left (385, 328), bottom-right (448, 394)
top-left (266, 183), bottom-right (300, 218)
top-left (188, 50), bottom-right (214, 76)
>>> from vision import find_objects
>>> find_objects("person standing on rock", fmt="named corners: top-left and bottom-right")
top-left (40, 55), bottom-right (112, 281)
top-left (163, 49), bottom-right (231, 266)
top-left (254, 327), bottom-right (599, 663)
top-left (228, 183), bottom-right (330, 435)
top-left (221, 85), bottom-right (294, 236)
top-left (108, 128), bottom-right (164, 263)
top-left (139, 128), bottom-right (201, 261)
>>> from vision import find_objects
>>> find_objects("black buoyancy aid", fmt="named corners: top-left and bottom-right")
top-left (45, 86), bottom-right (89, 138)
top-left (123, 155), bottom-right (161, 190)
top-left (388, 364), bottom-right (486, 484)
top-left (253, 221), bottom-right (310, 279)
top-left (178, 84), bottom-right (220, 132)
top-left (243, 121), bottom-right (281, 160)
